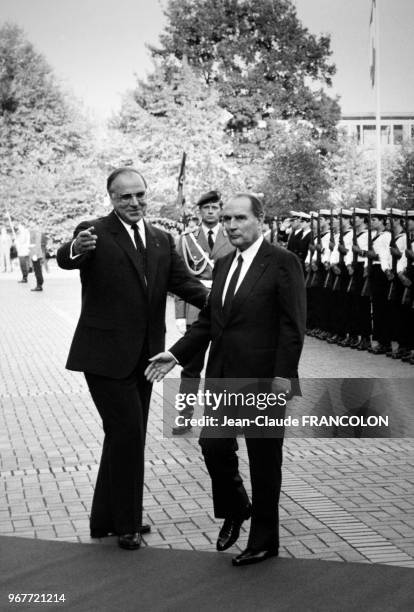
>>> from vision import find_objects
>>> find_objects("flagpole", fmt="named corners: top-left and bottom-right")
top-left (374, 0), bottom-right (382, 209)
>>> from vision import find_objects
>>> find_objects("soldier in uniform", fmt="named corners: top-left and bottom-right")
top-left (386, 209), bottom-right (408, 359)
top-left (342, 207), bottom-right (371, 350)
top-left (173, 190), bottom-right (234, 433)
top-left (305, 210), bottom-right (330, 338)
top-left (360, 209), bottom-right (390, 354)
top-left (398, 210), bottom-right (414, 364)
top-left (327, 209), bottom-right (353, 345)
top-left (286, 212), bottom-right (303, 260)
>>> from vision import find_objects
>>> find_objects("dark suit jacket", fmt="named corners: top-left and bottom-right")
top-left (57, 211), bottom-right (207, 379)
top-left (170, 240), bottom-right (306, 384)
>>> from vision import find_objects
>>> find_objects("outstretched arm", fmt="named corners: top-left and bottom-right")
top-left (57, 224), bottom-right (97, 270)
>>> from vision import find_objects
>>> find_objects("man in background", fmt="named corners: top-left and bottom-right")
top-left (173, 190), bottom-right (234, 434)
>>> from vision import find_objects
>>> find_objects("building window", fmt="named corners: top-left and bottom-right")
top-left (363, 125), bottom-right (376, 146)
top-left (393, 125), bottom-right (403, 144)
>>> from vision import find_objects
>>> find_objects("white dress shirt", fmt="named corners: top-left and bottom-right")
top-left (116, 214), bottom-right (146, 248)
top-left (201, 223), bottom-right (220, 244)
top-left (222, 235), bottom-right (264, 305)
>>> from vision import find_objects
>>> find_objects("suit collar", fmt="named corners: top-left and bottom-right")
top-left (216, 240), bottom-right (272, 323)
top-left (106, 211), bottom-right (161, 297)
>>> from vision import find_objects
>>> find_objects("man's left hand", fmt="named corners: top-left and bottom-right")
top-left (272, 377), bottom-right (291, 399)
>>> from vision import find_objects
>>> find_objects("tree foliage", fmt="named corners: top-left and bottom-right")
top-left (0, 23), bottom-right (101, 242)
top-left (111, 61), bottom-right (246, 216)
top-left (386, 144), bottom-right (414, 209)
top-left (151, 0), bottom-right (340, 136)
top-left (327, 133), bottom-right (400, 207)
top-left (260, 121), bottom-right (330, 214)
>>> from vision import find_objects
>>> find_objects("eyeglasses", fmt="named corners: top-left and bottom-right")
top-left (112, 191), bottom-right (147, 203)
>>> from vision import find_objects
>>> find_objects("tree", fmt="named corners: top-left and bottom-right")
top-left (110, 61), bottom-right (246, 216)
top-left (259, 121), bottom-right (330, 214)
top-left (150, 0), bottom-right (340, 136)
top-left (326, 132), bottom-right (400, 208)
top-left (387, 144), bottom-right (414, 209)
top-left (0, 23), bottom-right (100, 243)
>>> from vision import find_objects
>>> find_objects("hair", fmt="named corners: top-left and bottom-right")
top-left (196, 190), bottom-right (222, 207)
top-left (234, 193), bottom-right (264, 219)
top-left (106, 167), bottom-right (147, 193)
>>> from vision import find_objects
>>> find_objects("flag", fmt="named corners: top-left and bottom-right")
top-left (369, 0), bottom-right (376, 87)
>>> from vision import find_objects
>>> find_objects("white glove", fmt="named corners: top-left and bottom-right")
top-left (176, 318), bottom-right (187, 335)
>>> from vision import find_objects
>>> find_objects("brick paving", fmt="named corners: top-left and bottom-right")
top-left (1, 263), bottom-right (414, 568)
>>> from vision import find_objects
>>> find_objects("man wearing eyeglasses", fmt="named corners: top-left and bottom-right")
top-left (57, 167), bottom-right (208, 551)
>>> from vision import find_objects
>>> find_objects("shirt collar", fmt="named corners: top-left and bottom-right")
top-left (236, 235), bottom-right (263, 263)
top-left (115, 212), bottom-right (145, 235)
top-left (201, 223), bottom-right (220, 239)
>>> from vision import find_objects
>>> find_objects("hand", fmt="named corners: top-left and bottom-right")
top-left (385, 269), bottom-right (394, 281)
top-left (145, 352), bottom-right (177, 383)
top-left (272, 377), bottom-right (291, 398)
top-left (311, 262), bottom-right (318, 272)
top-left (73, 226), bottom-right (97, 255)
top-left (352, 244), bottom-right (362, 255)
top-left (338, 245), bottom-right (348, 255)
top-left (347, 265), bottom-right (354, 276)
top-left (332, 265), bottom-right (341, 275)
top-left (176, 318), bottom-right (187, 335)
top-left (405, 249), bottom-right (414, 261)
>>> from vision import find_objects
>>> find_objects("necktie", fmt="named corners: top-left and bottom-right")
top-left (208, 229), bottom-right (214, 251)
top-left (223, 254), bottom-right (243, 317)
top-left (130, 223), bottom-right (147, 275)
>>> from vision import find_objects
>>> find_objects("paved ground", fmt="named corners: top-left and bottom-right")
top-left (1, 262), bottom-right (414, 568)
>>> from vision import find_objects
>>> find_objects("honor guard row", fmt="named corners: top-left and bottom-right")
top-left (285, 208), bottom-right (414, 364)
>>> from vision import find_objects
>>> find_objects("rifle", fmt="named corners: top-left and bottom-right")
top-left (310, 213), bottom-right (323, 288)
top-left (387, 209), bottom-right (398, 301)
top-left (324, 209), bottom-right (335, 289)
top-left (270, 216), bottom-right (278, 244)
top-left (347, 208), bottom-right (358, 293)
top-left (361, 209), bottom-right (373, 298)
top-left (332, 208), bottom-right (344, 292)
top-left (176, 151), bottom-right (187, 224)
top-left (402, 210), bottom-right (413, 306)
top-left (305, 215), bottom-right (315, 288)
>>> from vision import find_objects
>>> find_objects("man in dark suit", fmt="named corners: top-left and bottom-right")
top-left (173, 190), bottom-right (234, 434)
top-left (146, 193), bottom-right (306, 566)
top-left (57, 167), bottom-right (208, 550)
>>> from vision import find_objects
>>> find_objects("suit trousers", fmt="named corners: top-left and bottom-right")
top-left (85, 346), bottom-right (151, 534)
top-left (178, 324), bottom-right (207, 419)
top-left (199, 435), bottom-right (283, 550)
top-left (32, 259), bottom-right (43, 287)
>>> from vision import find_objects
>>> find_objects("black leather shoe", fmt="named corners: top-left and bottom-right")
top-left (371, 344), bottom-right (389, 355)
top-left (18, 279), bottom-right (28, 283)
top-left (356, 338), bottom-right (371, 351)
top-left (326, 334), bottom-right (339, 344)
top-left (232, 547), bottom-right (279, 566)
top-left (216, 506), bottom-right (251, 551)
top-left (118, 533), bottom-right (141, 550)
top-left (31, 286), bottom-right (43, 292)
top-left (172, 423), bottom-right (192, 435)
